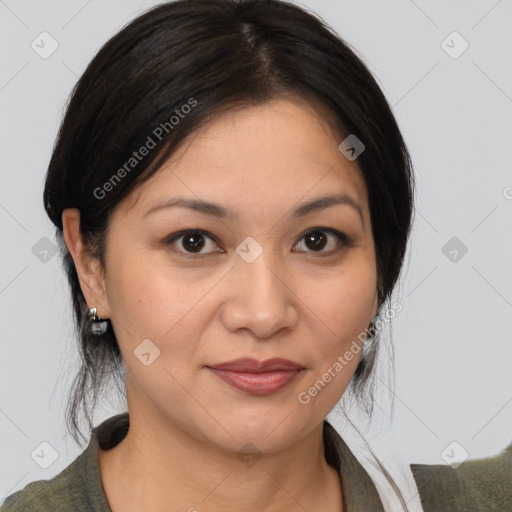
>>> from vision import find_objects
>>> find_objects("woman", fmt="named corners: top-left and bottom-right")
top-left (1, 1), bottom-right (509, 511)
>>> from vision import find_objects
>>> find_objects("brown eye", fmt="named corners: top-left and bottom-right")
top-left (181, 232), bottom-right (206, 252)
top-left (304, 231), bottom-right (328, 251)
top-left (166, 230), bottom-right (220, 255)
top-left (294, 228), bottom-right (350, 254)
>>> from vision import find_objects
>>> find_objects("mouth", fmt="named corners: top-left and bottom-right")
top-left (205, 357), bottom-right (304, 395)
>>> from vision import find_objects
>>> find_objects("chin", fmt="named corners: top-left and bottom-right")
top-left (197, 410), bottom-right (315, 455)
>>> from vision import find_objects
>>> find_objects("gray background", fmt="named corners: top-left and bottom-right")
top-left (1, 0), bottom-right (511, 501)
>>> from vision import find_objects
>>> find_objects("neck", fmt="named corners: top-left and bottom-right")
top-left (99, 403), bottom-right (343, 511)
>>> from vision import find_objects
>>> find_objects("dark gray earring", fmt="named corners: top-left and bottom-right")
top-left (87, 307), bottom-right (108, 335)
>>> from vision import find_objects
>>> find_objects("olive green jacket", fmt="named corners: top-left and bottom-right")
top-left (1, 413), bottom-right (511, 511)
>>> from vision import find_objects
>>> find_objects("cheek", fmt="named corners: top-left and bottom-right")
top-left (304, 261), bottom-right (377, 348)
top-left (302, 266), bottom-right (375, 381)
top-left (295, 268), bottom-right (375, 411)
top-left (105, 252), bottom-right (214, 355)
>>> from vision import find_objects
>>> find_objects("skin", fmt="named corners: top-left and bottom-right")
top-left (62, 98), bottom-right (379, 512)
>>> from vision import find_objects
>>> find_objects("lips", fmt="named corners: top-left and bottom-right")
top-left (207, 357), bottom-right (303, 372)
top-left (205, 358), bottom-right (304, 395)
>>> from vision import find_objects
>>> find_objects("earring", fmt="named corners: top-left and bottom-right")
top-left (87, 307), bottom-right (108, 335)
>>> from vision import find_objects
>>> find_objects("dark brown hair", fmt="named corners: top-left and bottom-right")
top-left (44, 0), bottom-right (414, 501)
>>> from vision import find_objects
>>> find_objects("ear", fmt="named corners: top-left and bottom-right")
top-left (62, 208), bottom-right (110, 319)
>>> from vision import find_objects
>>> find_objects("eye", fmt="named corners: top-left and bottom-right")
top-left (165, 228), bottom-right (353, 258)
top-left (166, 229), bottom-right (221, 256)
top-left (293, 228), bottom-right (351, 254)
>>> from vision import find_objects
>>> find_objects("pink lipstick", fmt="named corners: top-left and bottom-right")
top-left (206, 357), bottom-right (304, 395)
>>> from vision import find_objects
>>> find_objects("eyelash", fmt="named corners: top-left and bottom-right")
top-left (165, 228), bottom-right (354, 258)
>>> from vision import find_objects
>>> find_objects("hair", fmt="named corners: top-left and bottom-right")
top-left (44, 0), bottom-right (414, 506)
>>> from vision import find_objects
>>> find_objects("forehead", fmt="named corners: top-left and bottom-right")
top-left (122, 99), bottom-right (369, 222)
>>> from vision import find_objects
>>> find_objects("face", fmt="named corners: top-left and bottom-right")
top-left (66, 98), bottom-right (379, 453)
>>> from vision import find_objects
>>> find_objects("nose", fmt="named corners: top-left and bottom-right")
top-left (220, 250), bottom-right (299, 340)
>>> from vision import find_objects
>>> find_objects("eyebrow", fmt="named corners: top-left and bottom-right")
top-left (144, 192), bottom-right (363, 224)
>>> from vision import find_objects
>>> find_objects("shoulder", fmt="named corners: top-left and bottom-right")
top-left (0, 413), bottom-right (129, 512)
top-left (0, 449), bottom-right (87, 511)
top-left (411, 442), bottom-right (512, 512)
